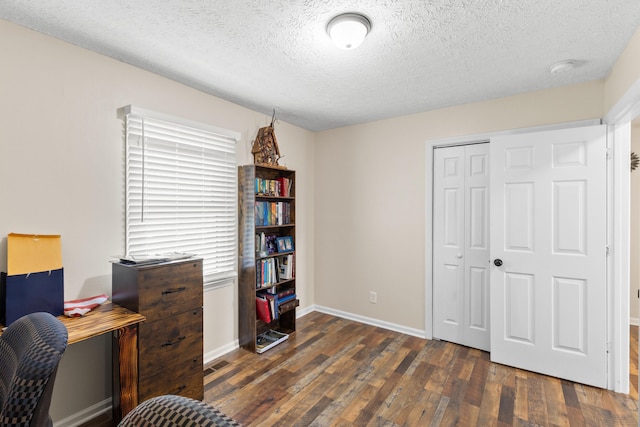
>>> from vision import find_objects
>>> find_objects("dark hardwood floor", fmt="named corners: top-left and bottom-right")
top-left (84, 312), bottom-right (639, 426)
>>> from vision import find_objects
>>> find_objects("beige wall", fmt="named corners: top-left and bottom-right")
top-left (0, 19), bottom-right (315, 423)
top-left (605, 27), bottom-right (640, 113)
top-left (314, 83), bottom-right (605, 330)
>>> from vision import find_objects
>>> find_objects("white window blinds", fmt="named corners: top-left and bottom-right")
top-left (120, 106), bottom-right (239, 287)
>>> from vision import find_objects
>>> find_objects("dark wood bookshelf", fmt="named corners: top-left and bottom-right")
top-left (238, 164), bottom-right (299, 353)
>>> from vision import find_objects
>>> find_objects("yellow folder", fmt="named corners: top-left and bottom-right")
top-left (7, 233), bottom-right (62, 275)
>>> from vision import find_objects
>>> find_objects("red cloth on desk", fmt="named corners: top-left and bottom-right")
top-left (63, 293), bottom-right (109, 317)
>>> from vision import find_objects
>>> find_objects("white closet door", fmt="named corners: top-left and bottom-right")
top-left (433, 143), bottom-right (490, 351)
top-left (463, 143), bottom-right (491, 351)
top-left (489, 125), bottom-right (607, 388)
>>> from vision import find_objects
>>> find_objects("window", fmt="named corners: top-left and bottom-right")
top-left (119, 106), bottom-right (239, 288)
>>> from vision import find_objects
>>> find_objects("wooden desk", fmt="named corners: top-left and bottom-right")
top-left (1, 302), bottom-right (145, 422)
top-left (47, 302), bottom-right (145, 422)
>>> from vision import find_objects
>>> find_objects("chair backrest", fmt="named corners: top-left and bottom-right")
top-left (0, 312), bottom-right (68, 427)
top-left (118, 394), bottom-right (243, 427)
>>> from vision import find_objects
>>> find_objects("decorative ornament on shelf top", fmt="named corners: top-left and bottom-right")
top-left (631, 152), bottom-right (639, 172)
top-left (251, 110), bottom-right (286, 169)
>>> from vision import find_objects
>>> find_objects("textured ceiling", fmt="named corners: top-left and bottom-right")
top-left (2, 1), bottom-right (640, 131)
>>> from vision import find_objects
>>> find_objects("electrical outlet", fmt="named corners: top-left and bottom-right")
top-left (369, 291), bottom-right (377, 304)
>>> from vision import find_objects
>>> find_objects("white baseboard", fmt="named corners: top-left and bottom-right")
top-left (631, 317), bottom-right (639, 326)
top-left (296, 304), bottom-right (315, 318)
top-left (313, 305), bottom-right (427, 339)
top-left (54, 398), bottom-right (111, 427)
top-left (204, 339), bottom-right (239, 365)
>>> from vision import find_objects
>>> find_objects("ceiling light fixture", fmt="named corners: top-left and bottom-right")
top-left (549, 60), bottom-right (576, 74)
top-left (327, 13), bottom-right (371, 50)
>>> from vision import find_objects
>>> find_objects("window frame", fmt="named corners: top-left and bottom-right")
top-left (118, 105), bottom-right (240, 290)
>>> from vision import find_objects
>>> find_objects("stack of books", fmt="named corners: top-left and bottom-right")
top-left (255, 253), bottom-right (295, 289)
top-left (255, 177), bottom-right (292, 197)
top-left (256, 258), bottom-right (278, 288)
top-left (255, 288), bottom-right (297, 323)
top-left (254, 201), bottom-right (292, 226)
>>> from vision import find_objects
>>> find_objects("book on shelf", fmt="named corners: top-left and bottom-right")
top-left (266, 287), bottom-right (294, 298)
top-left (256, 232), bottom-right (266, 257)
top-left (258, 289), bottom-right (295, 321)
top-left (256, 253), bottom-right (296, 288)
top-left (292, 252), bottom-right (296, 278)
top-left (277, 253), bottom-right (294, 280)
top-left (277, 177), bottom-right (292, 197)
top-left (256, 257), bottom-right (278, 288)
top-left (278, 293), bottom-right (296, 304)
top-left (255, 177), bottom-right (292, 197)
top-left (264, 293), bottom-right (278, 320)
top-left (278, 298), bottom-right (299, 315)
top-left (256, 329), bottom-right (289, 354)
top-left (256, 291), bottom-right (297, 323)
top-left (255, 202), bottom-right (264, 226)
top-left (256, 296), bottom-right (271, 323)
top-left (254, 201), bottom-right (291, 226)
top-left (277, 202), bottom-right (282, 225)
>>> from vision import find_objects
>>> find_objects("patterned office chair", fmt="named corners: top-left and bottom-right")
top-left (118, 395), bottom-right (243, 427)
top-left (0, 312), bottom-right (68, 427)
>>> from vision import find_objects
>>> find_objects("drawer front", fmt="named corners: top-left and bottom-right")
top-left (138, 260), bottom-right (203, 321)
top-left (139, 309), bottom-right (203, 376)
top-left (139, 361), bottom-right (203, 402)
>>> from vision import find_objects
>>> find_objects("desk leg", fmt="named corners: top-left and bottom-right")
top-left (112, 324), bottom-right (139, 423)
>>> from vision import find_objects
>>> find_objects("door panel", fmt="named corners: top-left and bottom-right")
top-left (464, 144), bottom-right (490, 350)
top-left (434, 146), bottom-right (465, 342)
top-left (433, 143), bottom-right (490, 351)
top-left (504, 183), bottom-right (535, 251)
top-left (490, 125), bottom-right (607, 388)
top-left (552, 277), bottom-right (586, 353)
top-left (469, 267), bottom-right (486, 329)
top-left (469, 188), bottom-right (487, 248)
top-left (444, 188), bottom-right (461, 247)
top-left (443, 263), bottom-right (461, 325)
top-left (504, 272), bottom-right (534, 343)
top-left (553, 180), bottom-right (586, 254)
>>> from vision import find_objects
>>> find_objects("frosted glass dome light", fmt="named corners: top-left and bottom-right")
top-left (327, 13), bottom-right (371, 50)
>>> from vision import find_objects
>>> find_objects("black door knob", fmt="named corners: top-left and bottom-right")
top-left (494, 259), bottom-right (503, 267)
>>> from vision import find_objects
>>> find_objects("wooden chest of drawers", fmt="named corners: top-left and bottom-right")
top-left (112, 258), bottom-right (204, 402)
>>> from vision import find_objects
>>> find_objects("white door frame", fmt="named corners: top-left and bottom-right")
top-left (423, 118), bottom-right (632, 391)
top-left (602, 77), bottom-right (640, 393)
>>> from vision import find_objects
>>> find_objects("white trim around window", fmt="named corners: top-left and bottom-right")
top-left (118, 105), bottom-right (240, 290)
